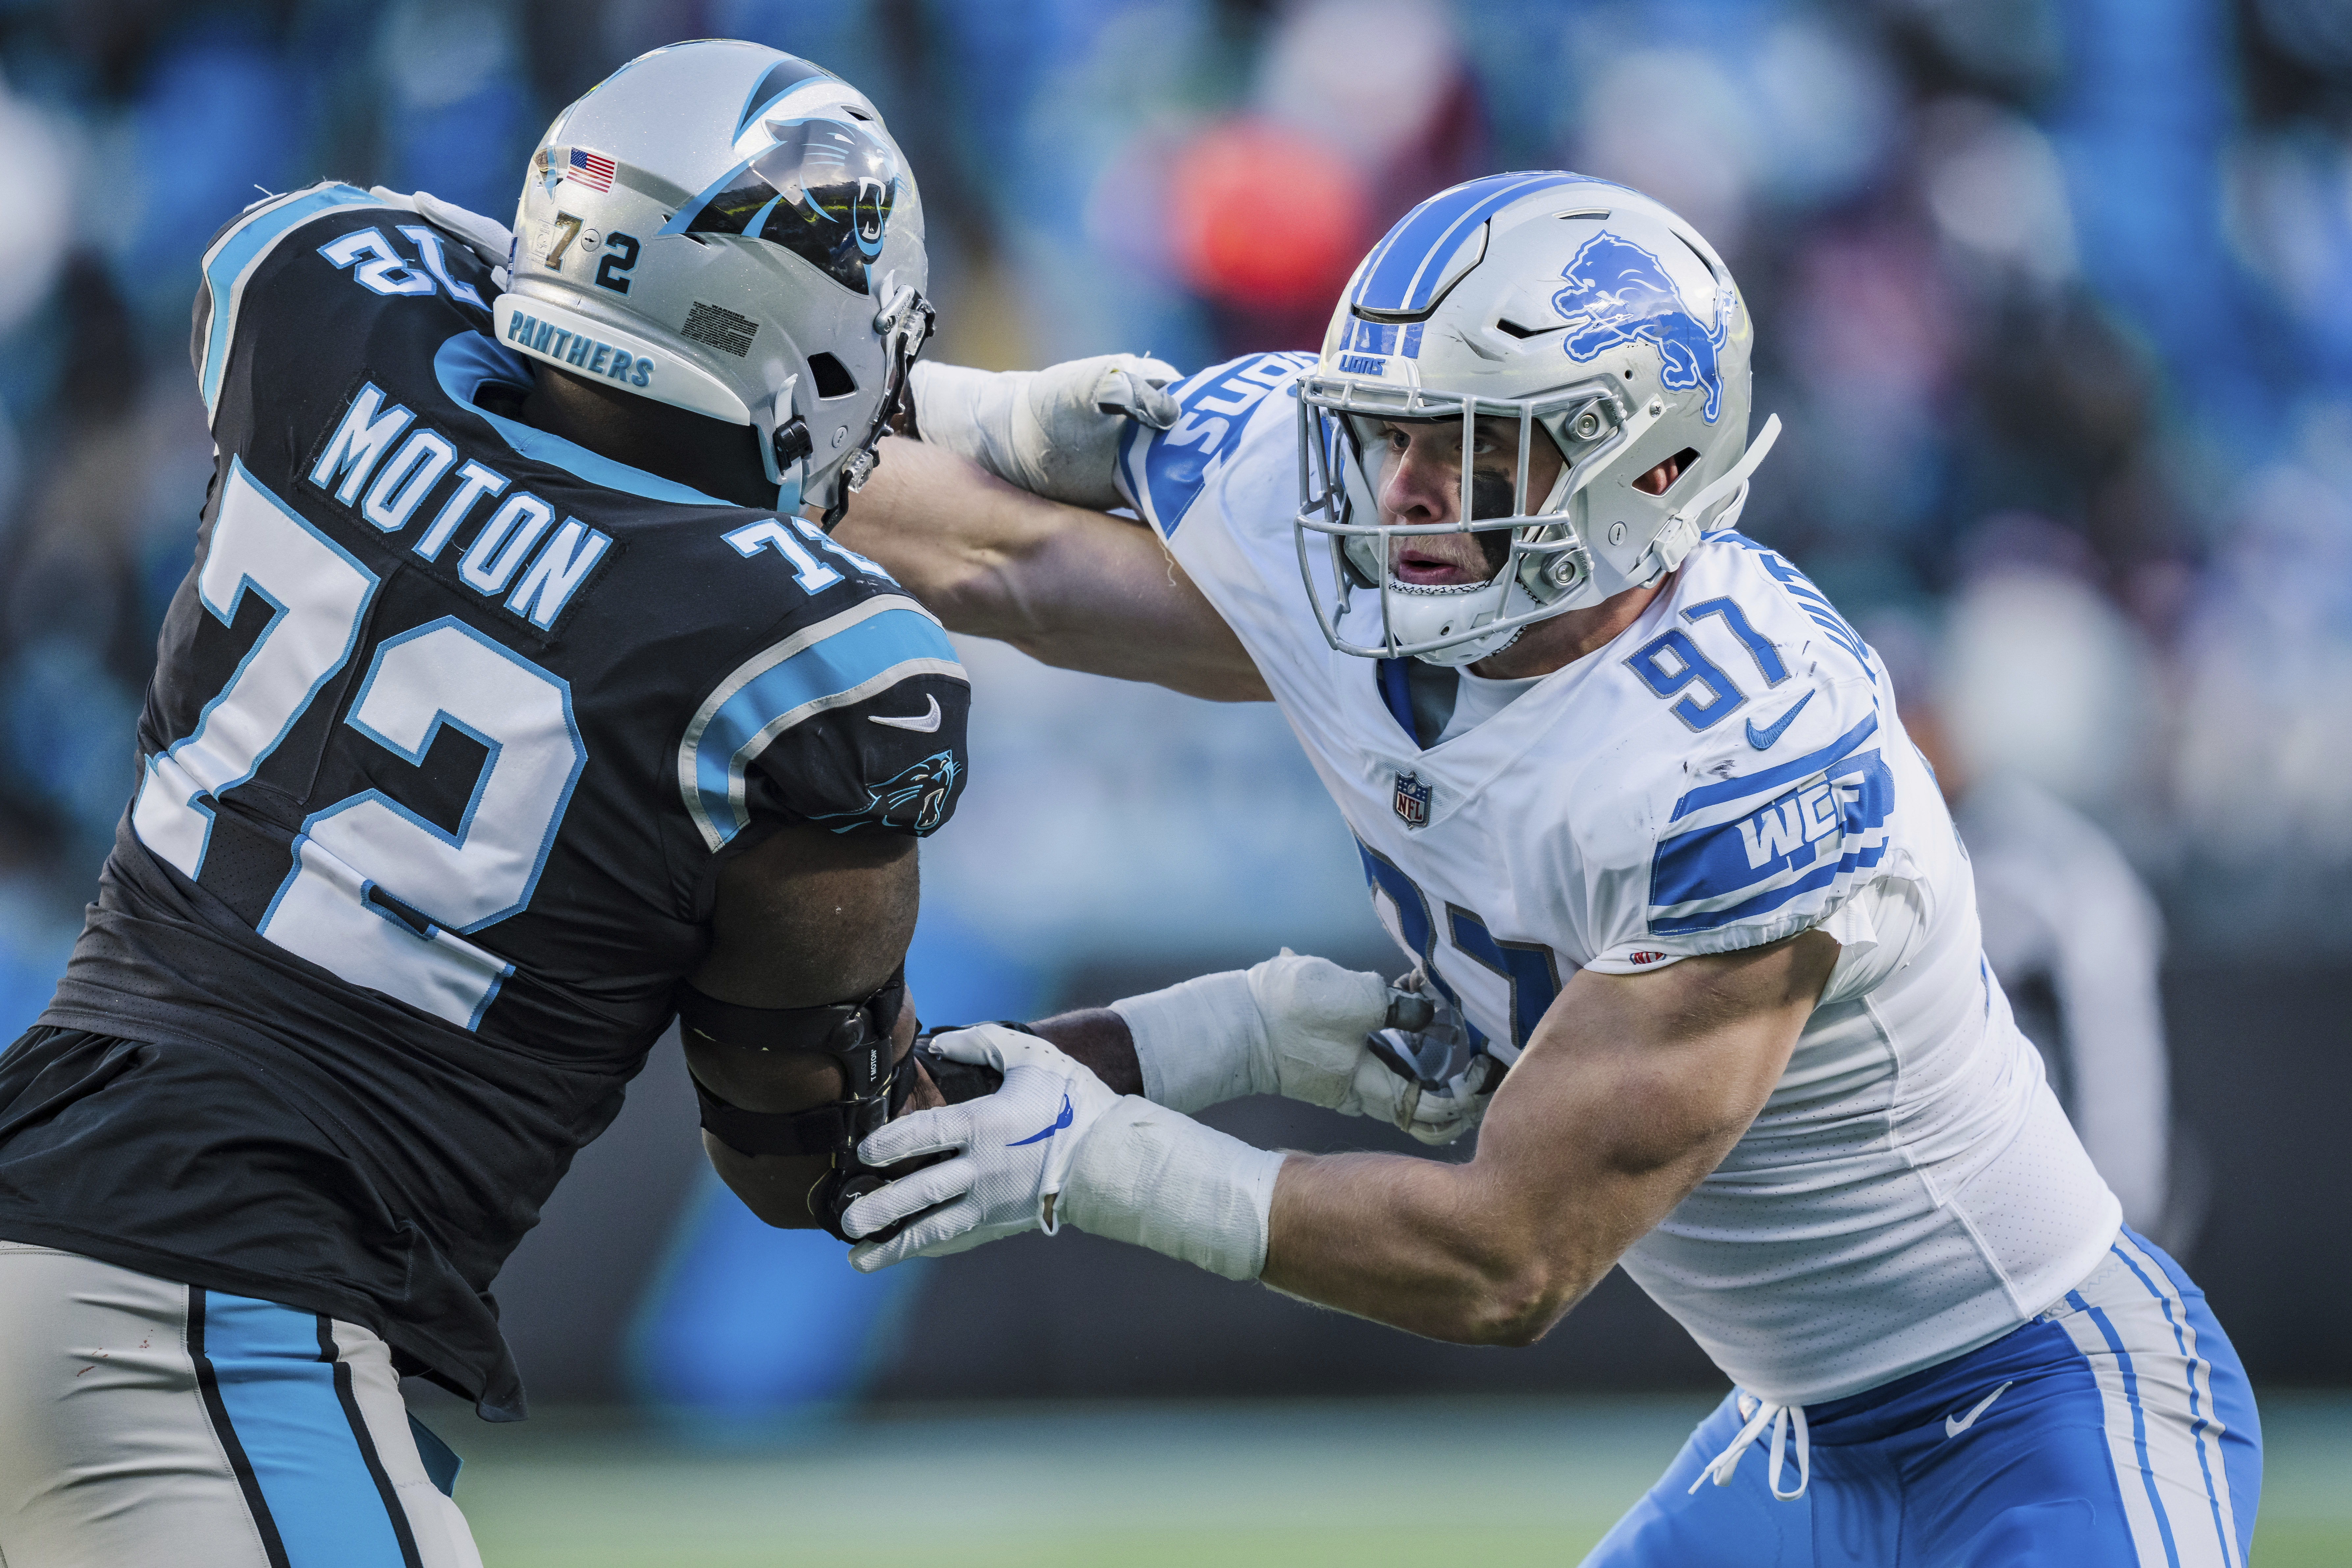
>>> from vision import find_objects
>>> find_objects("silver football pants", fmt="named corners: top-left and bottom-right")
top-left (0, 1240), bottom-right (483, 1567)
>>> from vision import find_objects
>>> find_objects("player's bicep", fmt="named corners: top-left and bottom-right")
top-left (839, 438), bottom-right (1268, 701)
top-left (685, 589), bottom-right (973, 849)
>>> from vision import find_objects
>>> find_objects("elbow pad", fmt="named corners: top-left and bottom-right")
top-left (907, 354), bottom-right (1181, 510)
top-left (680, 969), bottom-right (937, 1242)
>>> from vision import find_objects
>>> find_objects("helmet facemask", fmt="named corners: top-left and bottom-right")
top-left (1298, 377), bottom-right (1636, 666)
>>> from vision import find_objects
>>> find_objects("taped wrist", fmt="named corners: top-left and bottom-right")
top-left (1059, 1098), bottom-right (1286, 1280)
top-left (1109, 970), bottom-right (1269, 1114)
top-left (906, 361), bottom-right (1029, 479)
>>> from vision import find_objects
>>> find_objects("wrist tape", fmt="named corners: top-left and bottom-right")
top-left (1059, 1097), bottom-right (1286, 1280)
top-left (1109, 970), bottom-right (1268, 1114)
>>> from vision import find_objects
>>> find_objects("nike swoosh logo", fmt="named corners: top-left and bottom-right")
top-left (1006, 1093), bottom-right (1074, 1148)
top-left (1945, 1380), bottom-right (2013, 1438)
top-left (869, 694), bottom-right (941, 733)
top-left (1744, 690), bottom-right (1813, 751)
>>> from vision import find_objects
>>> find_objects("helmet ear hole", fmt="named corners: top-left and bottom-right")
top-left (1637, 447), bottom-right (1702, 496)
top-left (809, 353), bottom-right (857, 399)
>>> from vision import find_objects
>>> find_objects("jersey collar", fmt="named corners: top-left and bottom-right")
top-left (433, 330), bottom-right (735, 508)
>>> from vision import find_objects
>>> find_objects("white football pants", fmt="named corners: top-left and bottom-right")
top-left (0, 1240), bottom-right (483, 1567)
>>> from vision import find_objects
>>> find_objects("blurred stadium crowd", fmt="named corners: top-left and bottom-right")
top-left (1, 0), bottom-right (2349, 1036)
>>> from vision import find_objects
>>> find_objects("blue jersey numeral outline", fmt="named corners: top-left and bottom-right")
top-left (1356, 838), bottom-right (1564, 1053)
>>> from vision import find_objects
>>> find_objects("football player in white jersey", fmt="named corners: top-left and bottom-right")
top-left (832, 174), bottom-right (2259, 1566)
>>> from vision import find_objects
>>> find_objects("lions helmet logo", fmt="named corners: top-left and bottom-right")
top-left (1551, 234), bottom-right (1731, 423)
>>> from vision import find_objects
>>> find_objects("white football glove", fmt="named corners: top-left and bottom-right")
top-left (1115, 951), bottom-right (1496, 1145)
top-left (843, 1024), bottom-right (1118, 1271)
top-left (367, 187), bottom-right (516, 285)
top-left (907, 354), bottom-right (1181, 510)
top-left (1357, 977), bottom-right (1497, 1146)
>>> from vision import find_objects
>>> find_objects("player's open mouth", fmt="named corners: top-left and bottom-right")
top-left (1390, 544), bottom-right (1493, 589)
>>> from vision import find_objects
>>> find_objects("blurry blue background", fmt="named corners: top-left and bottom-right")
top-left (0, 0), bottom-right (2347, 1424)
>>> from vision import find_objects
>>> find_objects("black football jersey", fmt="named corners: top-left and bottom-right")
top-left (0, 184), bottom-right (969, 1417)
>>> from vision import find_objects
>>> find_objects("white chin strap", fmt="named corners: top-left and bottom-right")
top-left (1374, 578), bottom-right (1525, 668)
top-left (1638, 414), bottom-right (1782, 582)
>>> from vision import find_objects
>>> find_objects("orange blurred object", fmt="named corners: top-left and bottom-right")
top-left (1167, 118), bottom-right (1369, 312)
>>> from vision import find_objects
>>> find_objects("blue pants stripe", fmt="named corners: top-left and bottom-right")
top-left (2109, 1243), bottom-right (2235, 1566)
top-left (2074, 1288), bottom-right (2184, 1568)
top-left (191, 1289), bottom-right (420, 1568)
top-left (187, 1287), bottom-right (292, 1568)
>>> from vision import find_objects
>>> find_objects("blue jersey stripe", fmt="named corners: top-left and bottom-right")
top-left (1376, 659), bottom-right (1417, 743)
top-left (691, 605), bottom-right (958, 844)
top-left (1650, 839), bottom-right (1891, 935)
top-left (199, 1292), bottom-right (415, 1568)
top-left (200, 185), bottom-right (380, 414)
top-left (1670, 712), bottom-right (1879, 821)
top-left (1351, 173), bottom-right (1579, 316)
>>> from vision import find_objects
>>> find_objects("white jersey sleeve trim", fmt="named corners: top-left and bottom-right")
top-left (1115, 353), bottom-right (1314, 537)
top-left (1587, 704), bottom-right (1908, 970)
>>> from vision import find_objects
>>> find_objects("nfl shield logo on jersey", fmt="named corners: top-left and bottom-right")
top-left (1393, 771), bottom-right (1433, 828)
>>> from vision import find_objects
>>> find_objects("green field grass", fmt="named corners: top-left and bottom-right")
top-left (433, 1392), bottom-right (2352, 1567)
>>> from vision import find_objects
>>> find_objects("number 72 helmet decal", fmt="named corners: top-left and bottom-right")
top-left (1295, 172), bottom-right (1780, 667)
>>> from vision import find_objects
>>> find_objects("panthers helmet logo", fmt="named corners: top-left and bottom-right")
top-left (674, 116), bottom-right (901, 295)
top-left (1551, 234), bottom-right (1731, 423)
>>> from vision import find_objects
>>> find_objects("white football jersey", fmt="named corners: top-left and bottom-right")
top-left (1117, 354), bottom-right (2121, 1404)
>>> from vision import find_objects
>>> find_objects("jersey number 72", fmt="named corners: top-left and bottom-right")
top-left (130, 461), bottom-right (585, 1030)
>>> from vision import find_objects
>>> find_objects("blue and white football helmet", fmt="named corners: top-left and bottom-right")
top-left (1296, 173), bottom-right (1780, 665)
top-left (502, 40), bottom-right (933, 522)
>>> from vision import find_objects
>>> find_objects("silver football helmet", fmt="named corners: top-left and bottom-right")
top-left (1296, 172), bottom-right (1780, 666)
top-left (500, 39), bottom-right (932, 523)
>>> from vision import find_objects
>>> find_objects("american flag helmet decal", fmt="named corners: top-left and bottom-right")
top-left (534, 145), bottom-right (616, 194)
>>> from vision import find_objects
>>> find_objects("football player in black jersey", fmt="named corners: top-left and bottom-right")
top-left (0, 42), bottom-right (961, 1566)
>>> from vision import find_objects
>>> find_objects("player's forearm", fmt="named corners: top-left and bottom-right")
top-left (1029, 1008), bottom-right (1145, 1097)
top-left (1255, 944), bottom-right (1838, 1343)
top-left (1257, 1150), bottom-right (1624, 1346)
top-left (836, 438), bottom-right (1060, 640)
top-left (844, 440), bottom-right (1271, 701)
top-left (993, 578), bottom-right (1271, 701)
